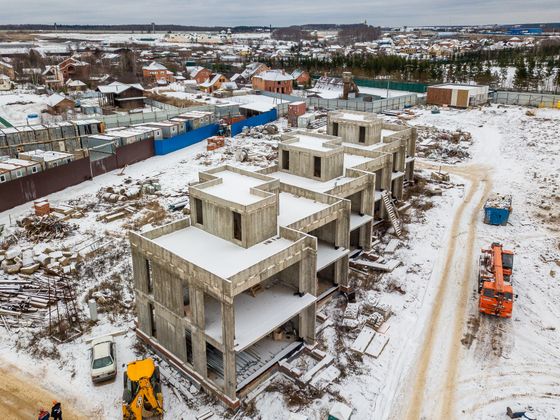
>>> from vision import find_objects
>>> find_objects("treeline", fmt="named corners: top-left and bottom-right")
top-left (269, 40), bottom-right (560, 91)
top-left (0, 24), bottom-right (269, 33)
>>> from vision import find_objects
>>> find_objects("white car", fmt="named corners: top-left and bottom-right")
top-left (90, 336), bottom-right (117, 383)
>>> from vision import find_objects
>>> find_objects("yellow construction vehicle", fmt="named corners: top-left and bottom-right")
top-left (122, 358), bottom-right (164, 419)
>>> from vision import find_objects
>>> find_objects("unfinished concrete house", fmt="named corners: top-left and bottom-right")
top-left (326, 110), bottom-right (416, 211)
top-left (259, 131), bottom-right (376, 251)
top-left (130, 165), bottom-right (353, 406)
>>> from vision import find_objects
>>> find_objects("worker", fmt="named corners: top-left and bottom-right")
top-left (51, 400), bottom-right (62, 420)
top-left (38, 408), bottom-right (50, 420)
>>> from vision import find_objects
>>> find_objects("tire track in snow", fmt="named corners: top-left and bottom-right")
top-left (398, 162), bottom-right (492, 420)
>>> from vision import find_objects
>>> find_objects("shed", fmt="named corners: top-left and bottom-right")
top-left (427, 84), bottom-right (489, 108)
top-left (328, 402), bottom-right (353, 420)
top-left (483, 193), bottom-right (512, 226)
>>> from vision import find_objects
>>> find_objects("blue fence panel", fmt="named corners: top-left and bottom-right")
top-left (154, 123), bottom-right (219, 155)
top-left (231, 109), bottom-right (278, 136)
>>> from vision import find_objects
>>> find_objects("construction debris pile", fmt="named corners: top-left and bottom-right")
top-left (415, 126), bottom-right (473, 163)
top-left (0, 274), bottom-right (73, 330)
top-left (1, 242), bottom-right (80, 277)
top-left (18, 215), bottom-right (77, 242)
top-left (195, 129), bottom-right (279, 168)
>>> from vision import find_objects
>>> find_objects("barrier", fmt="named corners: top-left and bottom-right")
top-left (494, 91), bottom-right (560, 107)
top-left (355, 78), bottom-right (429, 93)
top-left (231, 109), bottom-right (278, 136)
top-left (154, 123), bottom-right (219, 155)
top-left (0, 138), bottom-right (156, 212)
top-left (0, 158), bottom-right (92, 212)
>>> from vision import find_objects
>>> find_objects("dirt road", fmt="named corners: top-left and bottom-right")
top-left (394, 162), bottom-right (493, 419)
top-left (0, 364), bottom-right (88, 419)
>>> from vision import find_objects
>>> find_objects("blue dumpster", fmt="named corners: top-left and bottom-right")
top-left (484, 194), bottom-right (512, 226)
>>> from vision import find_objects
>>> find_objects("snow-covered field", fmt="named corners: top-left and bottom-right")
top-left (1, 104), bottom-right (559, 419)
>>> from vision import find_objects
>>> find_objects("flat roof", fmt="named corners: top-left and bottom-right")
top-left (152, 226), bottom-right (294, 279)
top-left (433, 84), bottom-right (484, 91)
top-left (278, 192), bottom-right (330, 227)
top-left (287, 134), bottom-right (336, 152)
top-left (271, 170), bottom-right (354, 194)
top-left (200, 169), bottom-right (269, 206)
top-left (205, 284), bottom-right (316, 351)
top-left (344, 154), bottom-right (371, 169)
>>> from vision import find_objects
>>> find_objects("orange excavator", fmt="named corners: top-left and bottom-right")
top-left (478, 242), bottom-right (515, 318)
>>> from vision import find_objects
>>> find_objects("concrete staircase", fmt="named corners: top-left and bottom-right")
top-left (381, 190), bottom-right (402, 237)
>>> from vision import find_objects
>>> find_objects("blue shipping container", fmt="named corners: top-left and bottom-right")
top-left (484, 207), bottom-right (511, 226)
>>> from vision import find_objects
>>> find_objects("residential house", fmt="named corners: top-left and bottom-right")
top-left (65, 79), bottom-right (87, 92)
top-left (143, 62), bottom-right (175, 85)
top-left (46, 94), bottom-right (76, 115)
top-left (58, 57), bottom-right (91, 82)
top-left (0, 75), bottom-right (12, 91)
top-left (252, 70), bottom-right (294, 95)
top-left (188, 66), bottom-right (212, 84)
top-left (0, 60), bottom-right (15, 79)
top-left (291, 69), bottom-right (311, 87)
top-left (97, 82), bottom-right (146, 110)
top-left (42, 65), bottom-right (64, 89)
top-left (199, 74), bottom-right (229, 94)
top-left (240, 62), bottom-right (269, 80)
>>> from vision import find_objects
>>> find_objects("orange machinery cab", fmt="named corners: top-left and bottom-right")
top-left (478, 243), bottom-right (514, 318)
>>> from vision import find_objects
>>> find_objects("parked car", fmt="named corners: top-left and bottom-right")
top-left (90, 336), bottom-right (117, 383)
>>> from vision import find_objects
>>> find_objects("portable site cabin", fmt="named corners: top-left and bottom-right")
top-left (128, 125), bottom-right (159, 141)
top-left (72, 119), bottom-right (102, 137)
top-left (17, 126), bottom-right (36, 145)
top-left (168, 118), bottom-right (188, 134)
top-left (2, 128), bottom-right (20, 146)
top-left (0, 158), bottom-right (42, 179)
top-left (84, 134), bottom-right (116, 160)
top-left (19, 149), bottom-right (74, 170)
top-left (145, 122), bottom-right (178, 139)
top-left (31, 125), bottom-right (50, 144)
top-left (105, 129), bottom-right (143, 146)
top-left (133, 124), bottom-right (163, 140)
top-left (483, 193), bottom-right (512, 226)
top-left (426, 84), bottom-right (489, 108)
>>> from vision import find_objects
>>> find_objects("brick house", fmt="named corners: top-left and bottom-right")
top-left (188, 66), bottom-right (212, 84)
top-left (251, 70), bottom-right (294, 95)
top-left (291, 69), bottom-right (311, 86)
top-left (143, 62), bottom-right (175, 84)
top-left (58, 57), bottom-right (91, 82)
top-left (199, 73), bottom-right (229, 94)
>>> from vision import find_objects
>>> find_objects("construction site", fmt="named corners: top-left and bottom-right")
top-left (1, 99), bottom-right (559, 420)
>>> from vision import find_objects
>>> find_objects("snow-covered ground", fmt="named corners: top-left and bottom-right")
top-left (1, 105), bottom-right (559, 419)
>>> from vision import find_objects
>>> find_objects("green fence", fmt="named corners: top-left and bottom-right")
top-left (0, 115), bottom-right (13, 128)
top-left (355, 79), bottom-right (429, 93)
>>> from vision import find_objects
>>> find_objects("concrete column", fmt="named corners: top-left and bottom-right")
top-left (190, 288), bottom-right (207, 378)
top-left (298, 253), bottom-right (316, 344)
top-left (221, 302), bottom-right (237, 399)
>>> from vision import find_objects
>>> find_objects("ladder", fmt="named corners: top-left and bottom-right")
top-left (381, 190), bottom-right (402, 237)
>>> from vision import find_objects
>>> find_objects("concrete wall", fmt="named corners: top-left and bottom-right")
top-left (327, 110), bottom-right (383, 146)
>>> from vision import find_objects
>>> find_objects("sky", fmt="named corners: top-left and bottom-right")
top-left (1, 0), bottom-right (559, 27)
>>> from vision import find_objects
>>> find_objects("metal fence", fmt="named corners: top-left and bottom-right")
top-left (304, 94), bottom-right (418, 112)
top-left (493, 91), bottom-right (560, 108)
top-left (231, 109), bottom-right (278, 136)
top-left (355, 78), bottom-right (429, 93)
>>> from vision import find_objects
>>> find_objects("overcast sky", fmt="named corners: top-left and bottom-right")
top-left (2, 0), bottom-right (559, 27)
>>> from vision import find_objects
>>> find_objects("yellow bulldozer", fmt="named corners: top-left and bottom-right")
top-left (122, 358), bottom-right (164, 419)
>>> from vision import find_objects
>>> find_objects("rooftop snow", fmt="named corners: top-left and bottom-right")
top-left (152, 226), bottom-right (294, 279)
top-left (288, 134), bottom-right (335, 152)
top-left (200, 169), bottom-right (270, 205)
top-left (271, 170), bottom-right (354, 193)
top-left (278, 192), bottom-right (330, 227)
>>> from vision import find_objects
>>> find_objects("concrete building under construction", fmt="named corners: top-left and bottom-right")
top-left (129, 110), bottom-right (417, 406)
